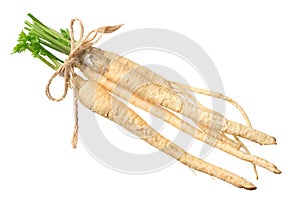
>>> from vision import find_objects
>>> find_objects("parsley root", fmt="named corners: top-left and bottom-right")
top-left (13, 13), bottom-right (281, 189)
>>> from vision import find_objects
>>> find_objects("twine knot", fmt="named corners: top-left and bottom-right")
top-left (45, 18), bottom-right (122, 148)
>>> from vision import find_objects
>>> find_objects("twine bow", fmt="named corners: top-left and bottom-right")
top-left (45, 18), bottom-right (122, 148)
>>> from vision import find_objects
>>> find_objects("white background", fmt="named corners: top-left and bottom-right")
top-left (0, 0), bottom-right (299, 199)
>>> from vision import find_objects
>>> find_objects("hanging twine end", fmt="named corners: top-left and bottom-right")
top-left (71, 130), bottom-right (78, 149)
top-left (45, 18), bottom-right (122, 149)
top-left (71, 120), bottom-right (79, 149)
top-left (72, 143), bottom-right (77, 149)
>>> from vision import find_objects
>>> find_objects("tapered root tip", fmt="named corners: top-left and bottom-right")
top-left (271, 137), bottom-right (277, 145)
top-left (242, 182), bottom-right (257, 190)
top-left (235, 178), bottom-right (257, 190)
top-left (274, 167), bottom-right (282, 174)
top-left (265, 162), bottom-right (281, 174)
top-left (261, 136), bottom-right (277, 145)
top-left (246, 185), bottom-right (257, 190)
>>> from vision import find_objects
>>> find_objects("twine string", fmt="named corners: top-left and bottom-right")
top-left (45, 18), bottom-right (122, 148)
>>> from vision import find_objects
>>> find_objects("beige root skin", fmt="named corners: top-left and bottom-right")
top-left (174, 83), bottom-right (276, 178)
top-left (74, 76), bottom-right (257, 190)
top-left (196, 109), bottom-right (276, 145)
top-left (79, 47), bottom-right (277, 146)
top-left (76, 47), bottom-right (281, 188)
top-left (78, 63), bottom-right (240, 149)
top-left (78, 65), bottom-right (281, 174)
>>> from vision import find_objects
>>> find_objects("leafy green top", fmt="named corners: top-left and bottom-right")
top-left (12, 13), bottom-right (72, 70)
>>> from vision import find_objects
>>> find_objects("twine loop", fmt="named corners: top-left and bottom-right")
top-left (45, 18), bottom-right (122, 148)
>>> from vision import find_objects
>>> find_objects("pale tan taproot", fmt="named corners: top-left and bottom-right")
top-left (74, 76), bottom-right (257, 190)
top-left (78, 63), bottom-right (239, 148)
top-left (79, 47), bottom-right (276, 146)
top-left (78, 66), bottom-right (281, 174)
